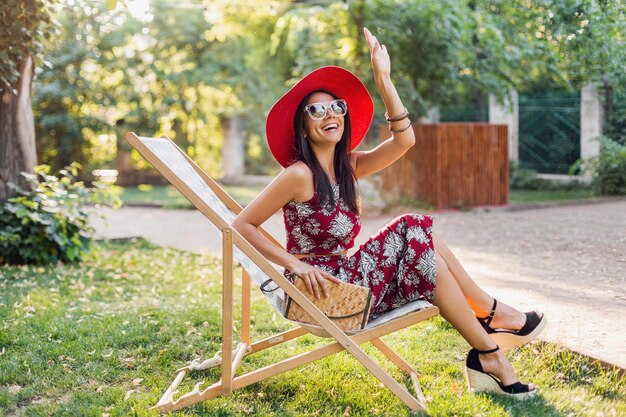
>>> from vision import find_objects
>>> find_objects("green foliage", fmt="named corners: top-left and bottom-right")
top-left (605, 89), bottom-right (626, 146)
top-left (33, 1), bottom-right (128, 171)
top-left (34, 0), bottom-right (286, 176)
top-left (580, 136), bottom-right (626, 195)
top-left (510, 162), bottom-right (589, 191)
top-left (363, 0), bottom-right (470, 115)
top-left (510, 162), bottom-right (544, 190)
top-left (0, 0), bottom-right (53, 92)
top-left (550, 0), bottom-right (626, 90)
top-left (30, 0), bottom-right (626, 176)
top-left (0, 164), bottom-right (121, 265)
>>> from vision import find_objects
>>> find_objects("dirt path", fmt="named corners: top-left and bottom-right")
top-left (92, 201), bottom-right (626, 368)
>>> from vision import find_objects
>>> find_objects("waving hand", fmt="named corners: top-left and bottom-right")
top-left (364, 27), bottom-right (391, 79)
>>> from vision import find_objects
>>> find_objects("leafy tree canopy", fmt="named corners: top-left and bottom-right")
top-left (30, 0), bottom-right (626, 175)
top-left (0, 0), bottom-right (54, 93)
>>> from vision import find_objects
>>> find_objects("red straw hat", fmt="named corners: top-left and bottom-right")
top-left (266, 66), bottom-right (374, 168)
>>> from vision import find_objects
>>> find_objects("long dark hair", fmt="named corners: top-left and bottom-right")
top-left (293, 89), bottom-right (359, 213)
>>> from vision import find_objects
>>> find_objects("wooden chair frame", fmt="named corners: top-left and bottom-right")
top-left (124, 133), bottom-right (440, 413)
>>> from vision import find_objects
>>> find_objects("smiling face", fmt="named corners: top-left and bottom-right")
top-left (303, 92), bottom-right (345, 149)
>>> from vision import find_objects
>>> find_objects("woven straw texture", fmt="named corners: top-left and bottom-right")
top-left (284, 278), bottom-right (372, 331)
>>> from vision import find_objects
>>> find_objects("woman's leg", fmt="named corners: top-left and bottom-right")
top-left (433, 253), bottom-right (533, 387)
top-left (432, 233), bottom-right (526, 331)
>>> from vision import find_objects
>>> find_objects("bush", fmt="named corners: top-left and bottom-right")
top-left (509, 162), bottom-right (543, 190)
top-left (581, 136), bottom-right (626, 195)
top-left (509, 162), bottom-right (589, 191)
top-left (0, 164), bottom-right (121, 265)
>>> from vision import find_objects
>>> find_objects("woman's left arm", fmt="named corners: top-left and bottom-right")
top-left (353, 27), bottom-right (416, 179)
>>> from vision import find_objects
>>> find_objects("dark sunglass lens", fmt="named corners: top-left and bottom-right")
top-left (308, 104), bottom-right (326, 119)
top-left (330, 100), bottom-right (347, 115)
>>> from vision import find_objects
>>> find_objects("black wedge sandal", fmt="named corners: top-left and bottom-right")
top-left (477, 299), bottom-right (546, 352)
top-left (465, 346), bottom-right (537, 399)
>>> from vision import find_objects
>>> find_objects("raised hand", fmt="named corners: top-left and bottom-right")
top-left (364, 26), bottom-right (391, 79)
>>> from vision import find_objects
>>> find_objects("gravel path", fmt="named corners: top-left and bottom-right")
top-left (91, 200), bottom-right (626, 368)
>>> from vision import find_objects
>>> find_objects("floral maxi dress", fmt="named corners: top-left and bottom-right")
top-left (283, 184), bottom-right (437, 319)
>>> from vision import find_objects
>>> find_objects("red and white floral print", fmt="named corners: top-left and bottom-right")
top-left (282, 184), bottom-right (437, 319)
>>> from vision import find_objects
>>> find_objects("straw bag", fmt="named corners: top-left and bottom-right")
top-left (282, 277), bottom-right (372, 332)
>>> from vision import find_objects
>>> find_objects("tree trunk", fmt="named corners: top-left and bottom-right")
top-left (172, 116), bottom-right (190, 151)
top-left (114, 118), bottom-right (135, 185)
top-left (0, 55), bottom-right (37, 200)
top-left (348, 0), bottom-right (366, 73)
top-left (221, 114), bottom-right (245, 183)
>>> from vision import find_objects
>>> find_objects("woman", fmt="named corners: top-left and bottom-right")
top-left (232, 27), bottom-right (545, 399)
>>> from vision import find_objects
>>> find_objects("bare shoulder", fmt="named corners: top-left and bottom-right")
top-left (233, 162), bottom-right (313, 228)
top-left (281, 162), bottom-right (314, 202)
top-left (283, 161), bottom-right (313, 182)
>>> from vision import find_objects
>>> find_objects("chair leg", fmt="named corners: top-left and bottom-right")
top-left (241, 269), bottom-right (251, 345)
top-left (176, 351), bottom-right (222, 373)
top-left (409, 372), bottom-right (428, 409)
top-left (222, 228), bottom-right (234, 395)
top-left (371, 338), bottom-right (428, 410)
top-left (370, 338), bottom-right (416, 374)
top-left (156, 369), bottom-right (187, 409)
top-left (249, 327), bottom-right (309, 354)
top-left (155, 328), bottom-right (437, 413)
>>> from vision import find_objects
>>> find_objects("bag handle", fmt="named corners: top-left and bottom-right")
top-left (263, 275), bottom-right (370, 321)
top-left (260, 278), bottom-right (281, 293)
top-left (261, 272), bottom-right (298, 293)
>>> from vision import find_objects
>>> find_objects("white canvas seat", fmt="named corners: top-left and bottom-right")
top-left (124, 133), bottom-right (439, 413)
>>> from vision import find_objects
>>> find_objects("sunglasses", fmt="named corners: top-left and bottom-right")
top-left (304, 99), bottom-right (348, 120)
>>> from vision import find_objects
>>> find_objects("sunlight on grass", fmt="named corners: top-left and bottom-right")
top-left (116, 184), bottom-right (265, 209)
top-left (0, 240), bottom-right (624, 416)
top-left (509, 189), bottom-right (596, 203)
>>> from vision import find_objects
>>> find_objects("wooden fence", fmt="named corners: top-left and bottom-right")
top-left (379, 123), bottom-right (509, 209)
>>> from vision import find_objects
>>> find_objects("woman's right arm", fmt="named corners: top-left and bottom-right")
top-left (232, 164), bottom-right (340, 299)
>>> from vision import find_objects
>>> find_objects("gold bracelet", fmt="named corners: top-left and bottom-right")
top-left (385, 108), bottom-right (409, 122)
top-left (390, 119), bottom-right (412, 133)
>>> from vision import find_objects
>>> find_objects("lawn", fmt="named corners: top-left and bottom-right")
top-left (114, 184), bottom-right (267, 209)
top-left (1, 240), bottom-right (624, 416)
top-left (508, 189), bottom-right (596, 203)
top-left (114, 184), bottom-right (603, 211)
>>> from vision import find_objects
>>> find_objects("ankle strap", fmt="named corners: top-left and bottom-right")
top-left (475, 345), bottom-right (500, 354)
top-left (483, 298), bottom-right (498, 326)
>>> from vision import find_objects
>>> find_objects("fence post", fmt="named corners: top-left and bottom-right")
top-left (580, 83), bottom-right (604, 160)
top-left (489, 90), bottom-right (518, 161)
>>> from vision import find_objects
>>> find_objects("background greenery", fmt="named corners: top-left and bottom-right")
top-left (26, 0), bottom-right (626, 179)
top-left (0, 164), bottom-right (121, 265)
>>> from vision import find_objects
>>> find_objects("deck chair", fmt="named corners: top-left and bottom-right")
top-left (124, 132), bottom-right (440, 413)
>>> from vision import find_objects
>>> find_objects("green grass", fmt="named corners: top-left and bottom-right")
top-left (114, 184), bottom-right (266, 209)
top-left (509, 189), bottom-right (596, 204)
top-left (114, 185), bottom-right (604, 212)
top-left (1, 240), bottom-right (624, 416)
